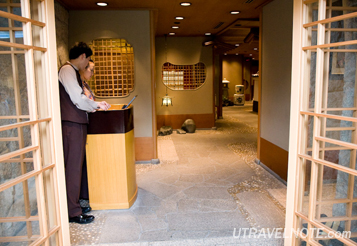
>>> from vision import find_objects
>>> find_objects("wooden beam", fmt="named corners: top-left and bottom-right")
top-left (0, 10), bottom-right (45, 27)
top-left (298, 153), bottom-right (357, 176)
top-left (303, 11), bottom-right (357, 28)
top-left (0, 146), bottom-right (39, 163)
top-left (0, 164), bottom-right (55, 192)
top-left (0, 235), bottom-right (39, 243)
top-left (303, 39), bottom-right (357, 51)
top-left (316, 136), bottom-right (357, 150)
top-left (0, 40), bottom-right (46, 52)
top-left (301, 110), bottom-right (357, 123)
top-left (0, 117), bottom-right (50, 132)
top-left (0, 216), bottom-right (39, 223)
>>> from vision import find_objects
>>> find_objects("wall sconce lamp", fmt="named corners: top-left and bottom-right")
top-left (162, 94), bottom-right (173, 106)
top-left (222, 78), bottom-right (230, 88)
top-left (222, 78), bottom-right (230, 83)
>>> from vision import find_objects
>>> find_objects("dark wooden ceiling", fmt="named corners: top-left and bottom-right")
top-left (56, 0), bottom-right (273, 59)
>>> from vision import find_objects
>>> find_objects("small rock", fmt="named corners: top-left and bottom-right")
top-left (177, 129), bottom-right (186, 134)
top-left (158, 126), bottom-right (173, 136)
top-left (181, 119), bottom-right (196, 133)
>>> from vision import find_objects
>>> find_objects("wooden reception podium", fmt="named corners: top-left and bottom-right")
top-left (86, 104), bottom-right (137, 210)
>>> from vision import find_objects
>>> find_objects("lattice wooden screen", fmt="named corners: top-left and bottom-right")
top-left (285, 0), bottom-right (357, 245)
top-left (162, 62), bottom-right (206, 90)
top-left (0, 0), bottom-right (69, 244)
top-left (89, 39), bottom-right (134, 97)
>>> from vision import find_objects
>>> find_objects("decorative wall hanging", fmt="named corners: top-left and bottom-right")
top-left (89, 39), bottom-right (134, 97)
top-left (162, 62), bottom-right (206, 90)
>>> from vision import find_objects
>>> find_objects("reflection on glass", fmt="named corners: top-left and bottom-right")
top-left (308, 51), bottom-right (317, 109)
top-left (297, 158), bottom-right (312, 217)
top-left (295, 217), bottom-right (310, 245)
top-left (0, 177), bottom-right (37, 238)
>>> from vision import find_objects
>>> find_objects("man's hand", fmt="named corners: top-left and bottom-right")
top-left (97, 101), bottom-right (111, 111)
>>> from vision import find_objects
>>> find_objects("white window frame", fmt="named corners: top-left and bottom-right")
top-left (0, 0), bottom-right (69, 244)
top-left (286, 0), bottom-right (357, 245)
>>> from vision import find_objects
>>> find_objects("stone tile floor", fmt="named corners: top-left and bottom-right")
top-left (70, 103), bottom-right (287, 245)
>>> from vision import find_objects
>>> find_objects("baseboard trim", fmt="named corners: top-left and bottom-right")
top-left (259, 137), bottom-right (288, 181)
top-left (135, 159), bottom-right (160, 164)
top-left (255, 158), bottom-right (287, 186)
top-left (135, 137), bottom-right (155, 161)
top-left (157, 113), bottom-right (215, 130)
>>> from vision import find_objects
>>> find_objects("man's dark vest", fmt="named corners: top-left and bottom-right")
top-left (59, 62), bottom-right (88, 124)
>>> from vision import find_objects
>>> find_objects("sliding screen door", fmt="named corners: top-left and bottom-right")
top-left (0, 0), bottom-right (69, 245)
top-left (286, 0), bottom-right (357, 245)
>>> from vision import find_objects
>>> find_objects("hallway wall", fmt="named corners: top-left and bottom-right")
top-left (222, 55), bottom-right (244, 102)
top-left (155, 37), bottom-right (215, 129)
top-left (260, 0), bottom-right (293, 180)
top-left (68, 10), bottom-right (155, 161)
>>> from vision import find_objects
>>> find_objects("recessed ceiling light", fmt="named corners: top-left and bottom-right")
top-left (96, 2), bottom-right (107, 6)
top-left (224, 53), bottom-right (227, 55)
top-left (180, 2), bottom-right (191, 6)
top-left (172, 26), bottom-right (179, 29)
top-left (176, 16), bottom-right (185, 20)
top-left (205, 33), bottom-right (211, 36)
top-left (169, 33), bottom-right (176, 35)
top-left (249, 54), bottom-right (253, 56)
top-left (235, 44), bottom-right (240, 46)
top-left (230, 11), bottom-right (240, 14)
top-left (254, 48), bottom-right (258, 50)
top-left (236, 53), bottom-right (239, 55)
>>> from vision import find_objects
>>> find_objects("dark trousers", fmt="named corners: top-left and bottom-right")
top-left (62, 121), bottom-right (87, 217)
top-left (80, 154), bottom-right (89, 200)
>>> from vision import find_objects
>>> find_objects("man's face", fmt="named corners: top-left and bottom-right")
top-left (80, 53), bottom-right (90, 70)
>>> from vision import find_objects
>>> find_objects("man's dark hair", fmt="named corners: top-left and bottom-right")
top-left (69, 42), bottom-right (93, 60)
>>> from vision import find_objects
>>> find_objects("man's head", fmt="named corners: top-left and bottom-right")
top-left (69, 42), bottom-right (93, 70)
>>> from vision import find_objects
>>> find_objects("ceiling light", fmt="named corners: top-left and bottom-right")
top-left (96, 2), bottom-right (107, 6)
top-left (224, 53), bottom-right (227, 55)
top-left (254, 48), bottom-right (258, 50)
top-left (172, 26), bottom-right (179, 29)
top-left (169, 32), bottom-right (176, 35)
top-left (180, 2), bottom-right (191, 6)
top-left (235, 44), bottom-right (240, 46)
top-left (249, 54), bottom-right (253, 56)
top-left (236, 53), bottom-right (239, 55)
top-left (230, 11), bottom-right (240, 14)
top-left (205, 33), bottom-right (211, 36)
top-left (176, 16), bottom-right (184, 20)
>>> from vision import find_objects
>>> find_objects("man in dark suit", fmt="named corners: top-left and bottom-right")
top-left (58, 42), bottom-right (110, 224)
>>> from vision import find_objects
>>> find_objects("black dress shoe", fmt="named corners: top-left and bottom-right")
top-left (81, 206), bottom-right (92, 214)
top-left (69, 214), bottom-right (94, 224)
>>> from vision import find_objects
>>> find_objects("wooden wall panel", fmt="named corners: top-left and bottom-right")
top-left (135, 137), bottom-right (155, 161)
top-left (260, 137), bottom-right (288, 181)
top-left (157, 113), bottom-right (215, 130)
